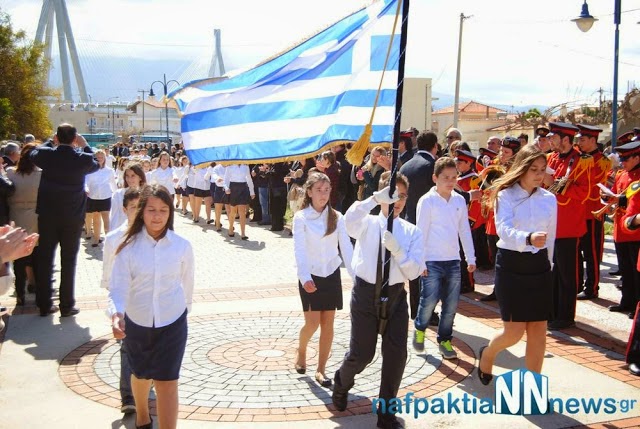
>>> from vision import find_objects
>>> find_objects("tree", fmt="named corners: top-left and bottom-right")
top-left (524, 108), bottom-right (541, 119)
top-left (0, 10), bottom-right (52, 140)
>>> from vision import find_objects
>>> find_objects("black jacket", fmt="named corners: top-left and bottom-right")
top-left (30, 144), bottom-right (99, 221)
top-left (399, 151), bottom-right (435, 224)
top-left (0, 175), bottom-right (15, 225)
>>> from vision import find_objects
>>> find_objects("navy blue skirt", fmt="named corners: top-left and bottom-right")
top-left (123, 309), bottom-right (188, 381)
top-left (229, 182), bottom-right (250, 206)
top-left (298, 268), bottom-right (343, 311)
top-left (212, 184), bottom-right (229, 204)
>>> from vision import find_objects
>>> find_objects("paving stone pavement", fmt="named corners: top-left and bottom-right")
top-left (1, 210), bottom-right (640, 429)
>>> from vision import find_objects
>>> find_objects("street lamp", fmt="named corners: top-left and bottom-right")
top-left (150, 74), bottom-right (180, 144)
top-left (573, 0), bottom-right (619, 147)
top-left (108, 96), bottom-right (119, 143)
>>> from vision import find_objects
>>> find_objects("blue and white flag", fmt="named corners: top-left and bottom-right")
top-left (169, 0), bottom-right (401, 165)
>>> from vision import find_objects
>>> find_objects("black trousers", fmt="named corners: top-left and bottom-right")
top-left (409, 277), bottom-right (420, 320)
top-left (552, 238), bottom-right (580, 322)
top-left (250, 187), bottom-right (262, 221)
top-left (269, 186), bottom-right (287, 230)
top-left (459, 244), bottom-right (474, 292)
top-left (334, 278), bottom-right (408, 403)
top-left (35, 216), bottom-right (83, 311)
top-left (13, 246), bottom-right (39, 299)
top-left (579, 219), bottom-right (604, 295)
top-left (616, 241), bottom-right (640, 310)
top-left (472, 224), bottom-right (491, 269)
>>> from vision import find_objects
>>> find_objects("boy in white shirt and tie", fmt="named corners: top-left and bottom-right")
top-left (413, 157), bottom-right (476, 360)
top-left (332, 172), bottom-right (423, 429)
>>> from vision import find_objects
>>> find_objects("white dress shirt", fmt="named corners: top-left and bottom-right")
top-left (109, 188), bottom-right (127, 231)
top-left (223, 164), bottom-right (255, 195)
top-left (101, 222), bottom-right (128, 289)
top-left (293, 205), bottom-right (354, 284)
top-left (173, 165), bottom-right (188, 188)
top-left (149, 166), bottom-right (176, 194)
top-left (345, 197), bottom-right (424, 284)
top-left (186, 166), bottom-right (197, 188)
top-left (204, 164), bottom-right (226, 187)
top-left (496, 183), bottom-right (557, 266)
top-left (416, 187), bottom-right (476, 265)
top-left (85, 167), bottom-right (116, 200)
top-left (191, 167), bottom-right (210, 191)
top-left (108, 228), bottom-right (195, 328)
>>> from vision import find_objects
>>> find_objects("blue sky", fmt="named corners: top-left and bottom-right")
top-left (3, 0), bottom-right (640, 108)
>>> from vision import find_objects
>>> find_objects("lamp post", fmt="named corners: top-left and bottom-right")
top-left (572, 0), bottom-right (620, 147)
top-left (137, 89), bottom-right (147, 142)
top-left (108, 96), bottom-right (119, 140)
top-left (150, 74), bottom-right (180, 144)
top-left (453, 13), bottom-right (471, 128)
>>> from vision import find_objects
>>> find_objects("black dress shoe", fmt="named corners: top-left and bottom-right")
top-left (270, 227), bottom-right (284, 232)
top-left (60, 307), bottom-right (80, 317)
top-left (258, 221), bottom-right (272, 226)
top-left (377, 413), bottom-right (404, 429)
top-left (40, 305), bottom-right (59, 317)
top-left (547, 320), bottom-right (575, 330)
top-left (136, 417), bottom-right (153, 429)
top-left (629, 362), bottom-right (640, 376)
top-left (609, 270), bottom-right (621, 276)
top-left (480, 292), bottom-right (497, 302)
top-left (609, 304), bottom-right (633, 313)
top-left (577, 291), bottom-right (598, 300)
top-left (477, 346), bottom-right (493, 385)
top-left (331, 370), bottom-right (351, 411)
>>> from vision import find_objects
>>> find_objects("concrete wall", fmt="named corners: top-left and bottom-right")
top-left (401, 77), bottom-right (432, 132)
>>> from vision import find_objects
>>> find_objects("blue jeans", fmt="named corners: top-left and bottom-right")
top-left (414, 260), bottom-right (461, 343)
top-left (258, 187), bottom-right (270, 223)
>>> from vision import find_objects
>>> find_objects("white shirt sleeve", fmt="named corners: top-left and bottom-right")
top-left (337, 215), bottom-right (355, 281)
top-left (292, 212), bottom-right (312, 284)
top-left (495, 192), bottom-right (529, 252)
top-left (108, 248), bottom-right (131, 316)
top-left (101, 232), bottom-right (118, 290)
top-left (182, 242), bottom-right (195, 313)
top-left (458, 199), bottom-right (476, 265)
top-left (344, 197), bottom-right (378, 240)
top-left (397, 225), bottom-right (425, 281)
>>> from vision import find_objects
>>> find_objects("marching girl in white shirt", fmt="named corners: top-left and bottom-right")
top-left (148, 152), bottom-right (178, 206)
top-left (110, 163), bottom-right (147, 232)
top-left (190, 165), bottom-right (212, 224)
top-left (174, 156), bottom-right (190, 215)
top-left (477, 144), bottom-right (557, 385)
top-left (223, 164), bottom-right (255, 239)
top-left (109, 184), bottom-right (194, 429)
top-left (84, 149), bottom-right (116, 247)
top-left (293, 172), bottom-right (354, 387)
top-left (204, 163), bottom-right (230, 231)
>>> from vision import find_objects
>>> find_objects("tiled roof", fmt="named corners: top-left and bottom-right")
top-left (434, 100), bottom-right (507, 115)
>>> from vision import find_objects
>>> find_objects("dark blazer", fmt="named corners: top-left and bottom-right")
top-left (399, 150), bottom-right (414, 167)
top-left (399, 151), bottom-right (435, 224)
top-left (30, 144), bottom-right (99, 221)
top-left (0, 175), bottom-right (15, 225)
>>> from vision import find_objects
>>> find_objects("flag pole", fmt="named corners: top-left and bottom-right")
top-left (378, 0), bottom-right (410, 336)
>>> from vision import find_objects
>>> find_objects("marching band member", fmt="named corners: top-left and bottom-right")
top-left (543, 122), bottom-right (592, 330)
top-left (621, 178), bottom-right (640, 376)
top-left (607, 140), bottom-right (640, 318)
top-left (576, 124), bottom-right (611, 300)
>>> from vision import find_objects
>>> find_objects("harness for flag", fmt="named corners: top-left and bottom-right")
top-left (168, 0), bottom-right (401, 165)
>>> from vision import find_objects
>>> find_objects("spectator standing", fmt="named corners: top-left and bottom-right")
top-left (84, 149), bottom-right (116, 247)
top-left (6, 143), bottom-right (41, 306)
top-left (29, 124), bottom-right (99, 317)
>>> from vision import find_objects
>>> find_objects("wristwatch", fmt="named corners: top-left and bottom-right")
top-left (526, 233), bottom-right (533, 246)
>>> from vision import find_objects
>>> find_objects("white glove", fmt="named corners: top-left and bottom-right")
top-left (382, 231), bottom-right (402, 256)
top-left (373, 186), bottom-right (399, 205)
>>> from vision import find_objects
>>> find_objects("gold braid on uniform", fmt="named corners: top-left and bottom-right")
top-left (626, 180), bottom-right (640, 199)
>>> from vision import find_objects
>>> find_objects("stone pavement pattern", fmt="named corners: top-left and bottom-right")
top-left (1, 212), bottom-right (640, 429)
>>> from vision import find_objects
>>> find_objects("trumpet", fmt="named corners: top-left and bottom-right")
top-left (591, 201), bottom-right (618, 221)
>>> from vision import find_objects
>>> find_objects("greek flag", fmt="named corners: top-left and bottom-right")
top-left (169, 0), bottom-right (401, 165)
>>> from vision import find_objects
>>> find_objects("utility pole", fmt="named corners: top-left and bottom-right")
top-left (138, 89), bottom-right (147, 141)
top-left (453, 13), bottom-right (471, 128)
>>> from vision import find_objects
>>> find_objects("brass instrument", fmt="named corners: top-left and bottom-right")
top-left (478, 165), bottom-right (506, 218)
top-left (591, 201), bottom-right (618, 221)
top-left (547, 176), bottom-right (573, 195)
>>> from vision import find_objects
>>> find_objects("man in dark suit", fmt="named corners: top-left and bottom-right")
top-left (30, 124), bottom-right (99, 317)
top-left (398, 132), bottom-right (414, 168)
top-left (400, 131), bottom-right (438, 322)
